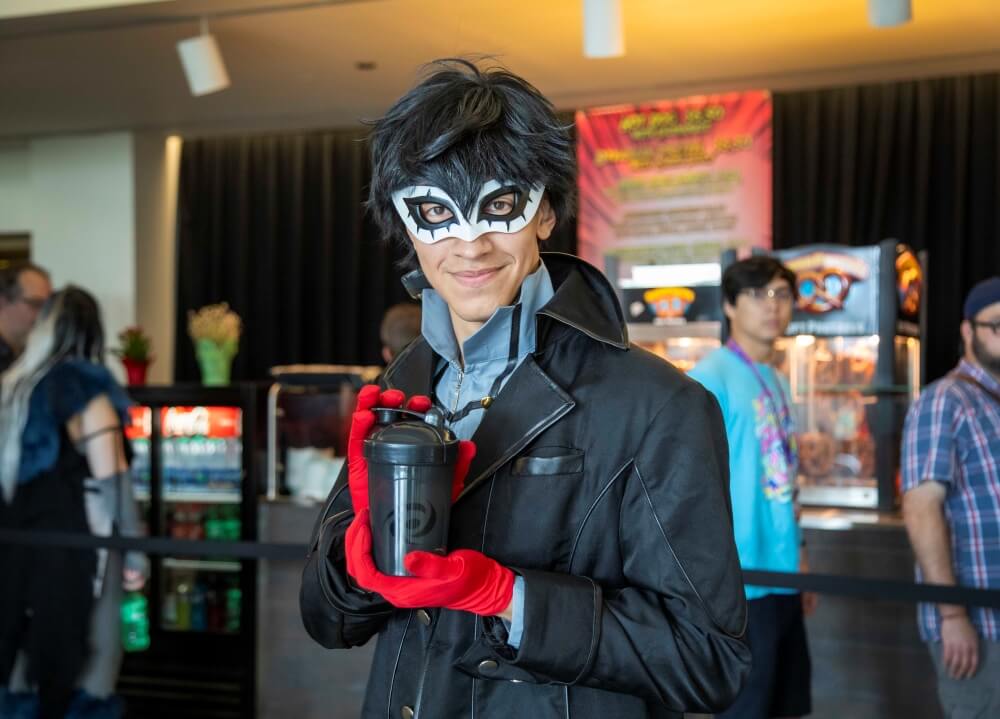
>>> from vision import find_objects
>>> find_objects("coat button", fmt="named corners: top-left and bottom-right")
top-left (478, 660), bottom-right (499, 673)
top-left (401, 706), bottom-right (414, 719)
top-left (416, 609), bottom-right (431, 626)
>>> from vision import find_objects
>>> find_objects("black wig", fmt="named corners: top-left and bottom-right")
top-left (368, 58), bottom-right (576, 260)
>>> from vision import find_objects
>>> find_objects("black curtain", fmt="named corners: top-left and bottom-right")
top-left (175, 129), bottom-right (578, 381)
top-left (774, 74), bottom-right (1000, 382)
top-left (175, 130), bottom-right (413, 381)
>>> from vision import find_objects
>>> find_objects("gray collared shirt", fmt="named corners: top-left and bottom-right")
top-left (421, 260), bottom-right (555, 441)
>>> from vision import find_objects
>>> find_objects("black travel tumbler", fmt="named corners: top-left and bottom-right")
top-left (364, 406), bottom-right (459, 577)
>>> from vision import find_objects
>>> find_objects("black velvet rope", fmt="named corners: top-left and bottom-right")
top-left (3, 528), bottom-right (1000, 608)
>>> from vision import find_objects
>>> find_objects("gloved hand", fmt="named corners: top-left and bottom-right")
top-left (346, 509), bottom-right (515, 617)
top-left (347, 384), bottom-right (475, 513)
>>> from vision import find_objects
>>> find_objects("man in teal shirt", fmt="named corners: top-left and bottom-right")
top-left (690, 256), bottom-right (813, 719)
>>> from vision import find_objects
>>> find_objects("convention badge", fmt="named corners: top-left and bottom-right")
top-left (392, 181), bottom-right (545, 244)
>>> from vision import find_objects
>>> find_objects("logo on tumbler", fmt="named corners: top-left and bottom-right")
top-left (384, 502), bottom-right (438, 541)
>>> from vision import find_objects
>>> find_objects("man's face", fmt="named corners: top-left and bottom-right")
top-left (0, 270), bottom-right (51, 347)
top-left (965, 300), bottom-right (1000, 376)
top-left (723, 276), bottom-right (795, 345)
top-left (408, 194), bottom-right (556, 331)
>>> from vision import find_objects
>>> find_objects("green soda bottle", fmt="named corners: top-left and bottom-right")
top-left (121, 591), bottom-right (151, 652)
top-left (225, 584), bottom-right (241, 632)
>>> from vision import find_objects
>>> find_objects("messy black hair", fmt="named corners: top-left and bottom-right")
top-left (368, 58), bottom-right (576, 263)
top-left (722, 256), bottom-right (798, 306)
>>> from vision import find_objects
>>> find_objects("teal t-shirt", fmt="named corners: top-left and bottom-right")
top-left (689, 346), bottom-right (800, 600)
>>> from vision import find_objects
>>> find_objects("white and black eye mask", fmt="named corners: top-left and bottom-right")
top-left (392, 180), bottom-right (545, 244)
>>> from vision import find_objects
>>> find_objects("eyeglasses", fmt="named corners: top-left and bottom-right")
top-left (19, 296), bottom-right (47, 311)
top-left (741, 287), bottom-right (794, 304)
top-left (972, 319), bottom-right (1000, 336)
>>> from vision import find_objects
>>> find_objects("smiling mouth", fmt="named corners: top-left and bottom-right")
top-left (451, 267), bottom-right (503, 287)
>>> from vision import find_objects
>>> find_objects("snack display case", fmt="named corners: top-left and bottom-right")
top-left (772, 240), bottom-right (924, 511)
top-left (604, 254), bottom-right (724, 372)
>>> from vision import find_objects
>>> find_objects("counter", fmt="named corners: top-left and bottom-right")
top-left (801, 508), bottom-right (940, 719)
top-left (256, 498), bottom-right (374, 719)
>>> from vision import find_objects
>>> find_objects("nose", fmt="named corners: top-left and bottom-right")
top-left (450, 234), bottom-right (492, 258)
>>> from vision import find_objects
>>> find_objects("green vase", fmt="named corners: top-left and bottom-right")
top-left (196, 339), bottom-right (237, 386)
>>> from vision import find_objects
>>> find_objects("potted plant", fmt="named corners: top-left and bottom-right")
top-left (188, 302), bottom-right (242, 386)
top-left (113, 326), bottom-right (154, 386)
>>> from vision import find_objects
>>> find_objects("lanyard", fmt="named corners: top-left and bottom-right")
top-left (725, 339), bottom-right (797, 467)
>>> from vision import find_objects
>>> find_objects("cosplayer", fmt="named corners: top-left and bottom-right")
top-left (300, 59), bottom-right (750, 718)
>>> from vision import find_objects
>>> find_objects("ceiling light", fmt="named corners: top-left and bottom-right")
top-left (582, 0), bottom-right (624, 59)
top-left (177, 19), bottom-right (230, 96)
top-left (867, 0), bottom-right (911, 28)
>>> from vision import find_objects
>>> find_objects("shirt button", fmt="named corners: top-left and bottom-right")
top-left (401, 706), bottom-right (414, 719)
top-left (416, 609), bottom-right (431, 627)
top-left (478, 659), bottom-right (499, 673)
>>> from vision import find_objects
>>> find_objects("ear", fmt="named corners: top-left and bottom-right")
top-left (723, 300), bottom-right (737, 323)
top-left (960, 319), bottom-right (972, 348)
top-left (535, 197), bottom-right (557, 242)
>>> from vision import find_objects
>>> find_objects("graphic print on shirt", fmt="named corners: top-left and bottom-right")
top-left (753, 395), bottom-right (796, 503)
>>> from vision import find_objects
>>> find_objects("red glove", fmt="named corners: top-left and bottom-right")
top-left (347, 385), bottom-right (474, 512)
top-left (346, 509), bottom-right (515, 617)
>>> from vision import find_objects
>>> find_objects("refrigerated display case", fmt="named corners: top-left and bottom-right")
top-left (118, 385), bottom-right (258, 719)
top-left (773, 240), bottom-right (924, 511)
top-left (604, 254), bottom-right (723, 372)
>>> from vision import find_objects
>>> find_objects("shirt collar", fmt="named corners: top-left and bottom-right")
top-left (958, 358), bottom-right (1000, 393)
top-left (421, 260), bottom-right (555, 368)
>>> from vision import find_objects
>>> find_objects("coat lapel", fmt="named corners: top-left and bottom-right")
top-left (382, 338), bottom-right (434, 397)
top-left (456, 355), bottom-right (575, 502)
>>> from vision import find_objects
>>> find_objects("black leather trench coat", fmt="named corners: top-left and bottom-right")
top-left (301, 253), bottom-right (750, 719)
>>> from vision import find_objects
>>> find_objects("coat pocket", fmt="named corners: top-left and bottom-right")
top-left (511, 448), bottom-right (584, 476)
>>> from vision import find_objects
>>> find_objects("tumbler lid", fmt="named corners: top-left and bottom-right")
top-left (363, 407), bottom-right (459, 466)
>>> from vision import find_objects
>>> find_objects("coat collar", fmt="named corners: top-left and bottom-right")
top-left (397, 252), bottom-right (628, 351)
top-left (536, 252), bottom-right (629, 350)
top-left (383, 253), bottom-right (623, 499)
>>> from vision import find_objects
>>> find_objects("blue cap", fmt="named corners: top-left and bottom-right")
top-left (964, 277), bottom-right (1000, 320)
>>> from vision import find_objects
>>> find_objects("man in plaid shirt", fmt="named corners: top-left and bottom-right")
top-left (902, 276), bottom-right (1000, 719)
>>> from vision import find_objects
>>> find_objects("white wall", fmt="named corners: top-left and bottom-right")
top-left (30, 133), bottom-right (137, 379)
top-left (0, 132), bottom-right (178, 382)
top-left (133, 132), bottom-right (179, 384)
top-left (0, 142), bottom-right (31, 233)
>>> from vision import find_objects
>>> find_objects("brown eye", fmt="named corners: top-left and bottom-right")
top-left (419, 203), bottom-right (454, 223)
top-left (482, 193), bottom-right (516, 216)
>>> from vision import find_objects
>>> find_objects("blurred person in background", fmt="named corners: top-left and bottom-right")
top-left (0, 263), bottom-right (52, 373)
top-left (902, 276), bottom-right (1000, 719)
top-left (379, 302), bottom-right (422, 364)
top-left (689, 256), bottom-right (814, 719)
top-left (0, 287), bottom-right (148, 719)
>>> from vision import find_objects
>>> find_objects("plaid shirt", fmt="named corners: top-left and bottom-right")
top-left (902, 359), bottom-right (1000, 642)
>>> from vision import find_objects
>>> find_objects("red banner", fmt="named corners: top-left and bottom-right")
top-left (575, 90), bottom-right (772, 269)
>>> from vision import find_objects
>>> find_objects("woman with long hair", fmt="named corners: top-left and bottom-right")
top-left (0, 286), bottom-right (147, 719)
